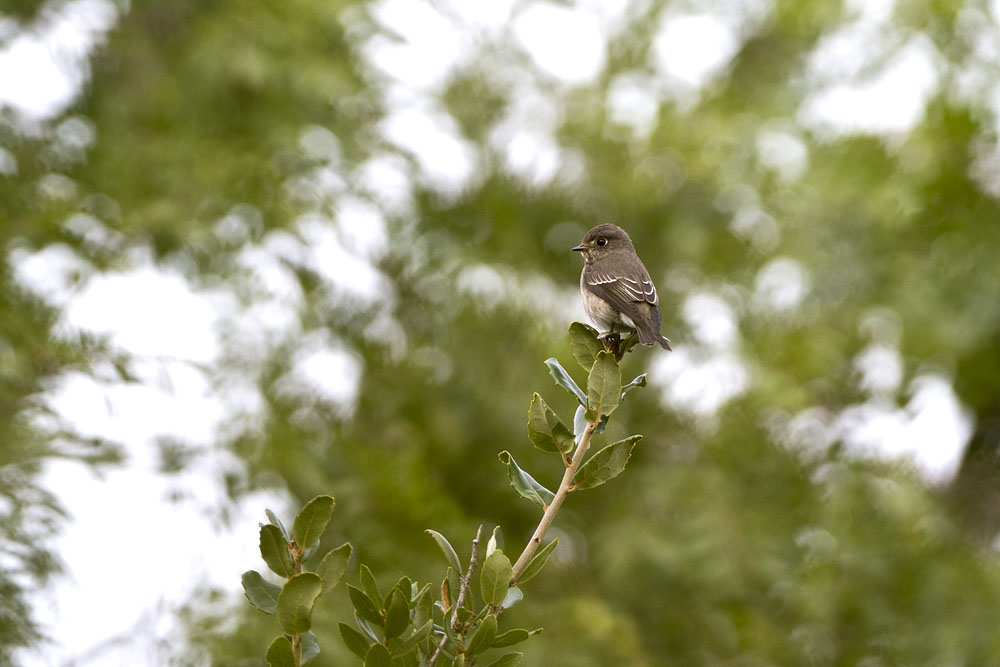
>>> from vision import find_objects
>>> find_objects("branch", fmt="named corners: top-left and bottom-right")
top-left (428, 525), bottom-right (483, 667)
top-left (511, 418), bottom-right (598, 581)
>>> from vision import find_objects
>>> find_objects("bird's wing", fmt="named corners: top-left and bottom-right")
top-left (584, 270), bottom-right (658, 312)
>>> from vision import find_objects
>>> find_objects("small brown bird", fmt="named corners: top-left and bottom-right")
top-left (572, 224), bottom-right (671, 350)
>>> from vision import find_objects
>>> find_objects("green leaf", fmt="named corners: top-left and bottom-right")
top-left (492, 628), bottom-right (531, 648)
top-left (340, 621), bottom-right (373, 657)
top-left (621, 373), bottom-right (647, 399)
top-left (413, 584), bottom-right (432, 627)
top-left (573, 435), bottom-right (642, 490)
top-left (501, 585), bottom-right (522, 609)
top-left (276, 572), bottom-right (323, 634)
top-left (360, 564), bottom-right (381, 608)
top-left (265, 636), bottom-right (295, 667)
top-left (265, 508), bottom-right (290, 542)
top-left (292, 495), bottom-right (335, 551)
top-left (301, 631), bottom-right (320, 664)
top-left (497, 451), bottom-right (555, 509)
top-left (486, 525), bottom-right (501, 557)
top-left (569, 321), bottom-right (603, 370)
top-left (348, 584), bottom-right (384, 627)
top-left (393, 618), bottom-right (433, 657)
top-left (364, 643), bottom-right (392, 667)
top-left (465, 614), bottom-right (498, 656)
top-left (317, 542), bottom-right (352, 594)
top-left (544, 358), bottom-right (587, 405)
top-left (573, 405), bottom-right (609, 444)
top-left (260, 524), bottom-right (293, 578)
top-left (480, 549), bottom-right (513, 606)
top-left (485, 653), bottom-right (523, 667)
top-left (385, 589), bottom-right (410, 639)
top-left (355, 612), bottom-right (381, 642)
top-left (572, 405), bottom-right (587, 443)
top-left (425, 529), bottom-right (462, 572)
top-left (241, 569), bottom-right (282, 614)
top-left (392, 575), bottom-right (413, 603)
top-left (527, 393), bottom-right (574, 454)
top-left (447, 567), bottom-right (462, 609)
top-left (587, 351), bottom-right (621, 418)
top-left (516, 538), bottom-right (558, 585)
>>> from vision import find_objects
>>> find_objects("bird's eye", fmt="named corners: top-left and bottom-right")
top-left (596, 238), bottom-right (607, 247)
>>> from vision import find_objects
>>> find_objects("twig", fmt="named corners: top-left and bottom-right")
top-left (511, 418), bottom-right (598, 581)
top-left (428, 525), bottom-right (483, 667)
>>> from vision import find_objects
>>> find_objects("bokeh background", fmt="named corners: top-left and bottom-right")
top-left (4, 0), bottom-right (1000, 664)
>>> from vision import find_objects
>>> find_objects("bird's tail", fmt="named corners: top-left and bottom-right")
top-left (636, 326), bottom-right (672, 350)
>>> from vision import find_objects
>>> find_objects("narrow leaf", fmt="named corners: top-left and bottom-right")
top-left (480, 549), bottom-right (513, 607)
top-left (259, 524), bottom-right (293, 578)
top-left (621, 373), bottom-right (647, 399)
top-left (447, 567), bottom-right (462, 609)
top-left (317, 542), bottom-right (352, 594)
top-left (242, 569), bottom-right (282, 614)
top-left (276, 572), bottom-right (323, 634)
top-left (292, 495), bottom-right (335, 552)
top-left (265, 508), bottom-right (290, 541)
top-left (498, 451), bottom-right (555, 509)
top-left (338, 623), bottom-right (371, 660)
top-left (363, 643), bottom-right (392, 667)
top-left (573, 435), bottom-right (642, 490)
top-left (516, 538), bottom-right (558, 585)
top-left (360, 564), bottom-right (381, 608)
top-left (527, 393), bottom-right (573, 454)
top-left (355, 612), bottom-right (381, 642)
top-left (301, 631), bottom-right (320, 664)
top-left (425, 529), bottom-right (462, 572)
top-left (486, 525), bottom-right (501, 558)
top-left (265, 636), bottom-right (295, 667)
top-left (587, 351), bottom-right (621, 418)
top-left (393, 618), bottom-right (433, 657)
top-left (348, 584), bottom-right (384, 627)
top-left (465, 614), bottom-right (498, 656)
top-left (492, 628), bottom-right (530, 648)
top-left (384, 589), bottom-right (410, 639)
top-left (569, 321), bottom-right (603, 370)
top-left (544, 358), bottom-right (587, 405)
top-left (485, 653), bottom-right (523, 667)
top-left (572, 405), bottom-right (588, 444)
top-left (392, 576), bottom-right (413, 604)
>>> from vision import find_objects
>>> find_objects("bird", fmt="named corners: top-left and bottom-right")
top-left (572, 223), bottom-right (671, 350)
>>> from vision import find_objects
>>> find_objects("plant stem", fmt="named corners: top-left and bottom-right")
top-left (428, 525), bottom-right (483, 667)
top-left (511, 418), bottom-right (597, 581)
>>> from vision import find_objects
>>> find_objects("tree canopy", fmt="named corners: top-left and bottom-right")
top-left (4, 0), bottom-right (1000, 664)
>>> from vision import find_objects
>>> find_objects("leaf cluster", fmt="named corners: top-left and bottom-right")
top-left (242, 496), bottom-right (352, 666)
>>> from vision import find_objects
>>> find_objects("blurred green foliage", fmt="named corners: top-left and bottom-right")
top-left (4, 0), bottom-right (1000, 665)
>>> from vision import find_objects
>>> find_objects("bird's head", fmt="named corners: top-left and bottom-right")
top-left (571, 223), bottom-right (635, 260)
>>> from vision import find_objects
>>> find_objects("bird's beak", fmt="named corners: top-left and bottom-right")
top-left (571, 243), bottom-right (587, 252)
